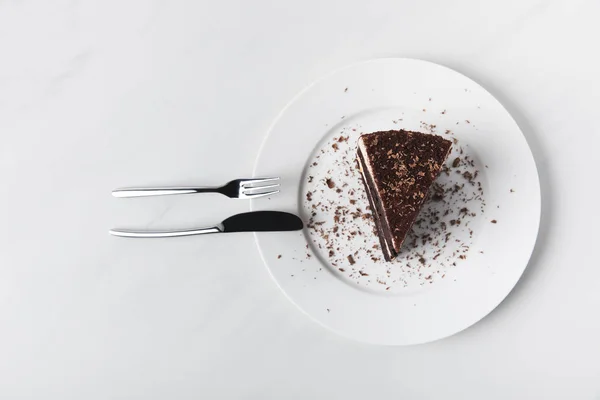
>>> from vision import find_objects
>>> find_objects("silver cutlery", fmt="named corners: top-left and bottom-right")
top-left (110, 211), bottom-right (303, 238)
top-left (112, 177), bottom-right (280, 199)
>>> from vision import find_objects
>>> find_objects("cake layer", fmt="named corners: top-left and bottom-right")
top-left (357, 148), bottom-right (395, 261)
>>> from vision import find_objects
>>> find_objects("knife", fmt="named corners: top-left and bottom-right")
top-left (110, 211), bottom-right (303, 238)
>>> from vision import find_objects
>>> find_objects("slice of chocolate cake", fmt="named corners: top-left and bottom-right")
top-left (357, 130), bottom-right (452, 261)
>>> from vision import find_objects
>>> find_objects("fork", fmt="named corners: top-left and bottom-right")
top-left (112, 177), bottom-right (280, 199)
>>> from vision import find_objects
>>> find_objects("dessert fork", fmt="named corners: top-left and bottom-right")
top-left (112, 177), bottom-right (280, 199)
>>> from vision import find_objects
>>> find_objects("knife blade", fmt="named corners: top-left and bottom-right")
top-left (222, 211), bottom-right (303, 232)
top-left (110, 211), bottom-right (303, 238)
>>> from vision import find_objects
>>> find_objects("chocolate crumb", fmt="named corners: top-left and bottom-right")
top-left (304, 127), bottom-right (484, 291)
top-left (491, 219), bottom-right (497, 224)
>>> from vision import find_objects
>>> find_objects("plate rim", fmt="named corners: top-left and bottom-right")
top-left (251, 57), bottom-right (542, 345)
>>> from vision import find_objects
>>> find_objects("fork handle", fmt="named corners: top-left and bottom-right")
top-left (112, 187), bottom-right (217, 198)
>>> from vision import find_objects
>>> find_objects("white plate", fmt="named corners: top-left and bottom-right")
top-left (251, 58), bottom-right (540, 345)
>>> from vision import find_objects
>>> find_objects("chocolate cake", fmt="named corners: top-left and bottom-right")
top-left (357, 130), bottom-right (452, 261)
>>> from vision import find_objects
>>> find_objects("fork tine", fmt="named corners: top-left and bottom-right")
top-left (240, 177), bottom-right (280, 187)
top-left (242, 184), bottom-right (280, 193)
top-left (241, 190), bottom-right (280, 199)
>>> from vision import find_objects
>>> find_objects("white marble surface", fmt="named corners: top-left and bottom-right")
top-left (1, 0), bottom-right (599, 398)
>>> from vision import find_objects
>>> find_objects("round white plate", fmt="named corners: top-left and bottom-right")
top-left (251, 58), bottom-right (540, 345)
